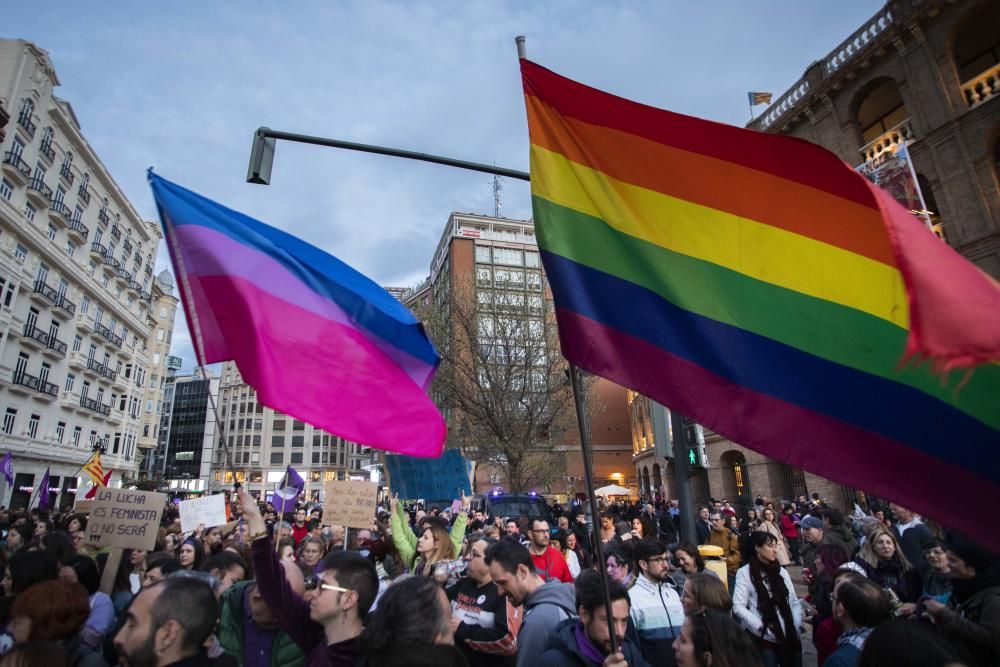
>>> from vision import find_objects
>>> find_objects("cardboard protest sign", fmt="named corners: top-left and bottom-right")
top-left (86, 487), bottom-right (166, 550)
top-left (323, 480), bottom-right (378, 529)
top-left (73, 499), bottom-right (94, 514)
top-left (178, 494), bottom-right (228, 532)
top-left (384, 449), bottom-right (472, 500)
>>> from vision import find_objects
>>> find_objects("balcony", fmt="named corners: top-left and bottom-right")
top-left (26, 178), bottom-right (53, 209)
top-left (112, 369), bottom-right (128, 390)
top-left (137, 435), bottom-right (158, 450)
top-left (110, 224), bottom-right (121, 241)
top-left (103, 256), bottom-right (121, 274)
top-left (42, 334), bottom-right (67, 359)
top-left (38, 142), bottom-right (55, 164)
top-left (141, 290), bottom-right (153, 303)
top-left (48, 200), bottom-right (72, 227)
top-left (127, 279), bottom-right (142, 296)
top-left (77, 185), bottom-right (90, 207)
top-left (93, 321), bottom-right (123, 348)
top-left (55, 295), bottom-right (76, 318)
top-left (20, 323), bottom-right (50, 349)
top-left (86, 357), bottom-right (117, 382)
top-left (59, 164), bottom-right (74, 187)
top-left (98, 208), bottom-right (110, 225)
top-left (962, 62), bottom-right (1000, 109)
top-left (68, 351), bottom-right (88, 370)
top-left (123, 240), bottom-right (133, 255)
top-left (31, 280), bottom-right (60, 307)
top-left (90, 241), bottom-right (109, 261)
top-left (67, 220), bottom-right (89, 244)
top-left (115, 266), bottom-right (133, 286)
top-left (859, 119), bottom-right (914, 164)
top-left (10, 371), bottom-right (58, 399)
top-left (2, 151), bottom-right (31, 184)
top-left (16, 112), bottom-right (35, 139)
top-left (79, 395), bottom-right (111, 417)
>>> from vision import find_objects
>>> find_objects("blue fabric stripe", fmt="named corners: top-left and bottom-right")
top-left (149, 173), bottom-right (439, 368)
top-left (540, 250), bottom-right (1000, 481)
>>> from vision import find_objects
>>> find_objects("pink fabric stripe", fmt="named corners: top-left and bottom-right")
top-left (870, 181), bottom-right (1000, 369)
top-left (172, 224), bottom-right (434, 389)
top-left (556, 308), bottom-right (999, 551)
top-left (191, 274), bottom-right (445, 457)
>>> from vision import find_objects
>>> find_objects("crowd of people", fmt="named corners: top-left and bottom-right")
top-left (0, 489), bottom-right (995, 667)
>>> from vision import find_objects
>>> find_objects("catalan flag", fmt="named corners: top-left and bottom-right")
top-left (520, 60), bottom-right (1000, 548)
top-left (748, 91), bottom-right (773, 106)
top-left (82, 450), bottom-right (106, 487)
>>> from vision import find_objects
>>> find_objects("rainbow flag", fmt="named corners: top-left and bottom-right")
top-left (149, 172), bottom-right (445, 458)
top-left (520, 60), bottom-right (1000, 547)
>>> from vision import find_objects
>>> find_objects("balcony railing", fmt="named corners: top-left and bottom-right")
top-left (128, 279), bottom-right (142, 293)
top-left (32, 280), bottom-right (60, 306)
top-left (859, 119), bottom-right (914, 163)
top-left (59, 164), bottom-right (75, 187)
top-left (110, 224), bottom-right (121, 241)
top-left (49, 199), bottom-right (73, 222)
top-left (962, 62), bottom-right (1000, 109)
top-left (80, 394), bottom-right (111, 416)
top-left (90, 241), bottom-right (109, 260)
top-left (39, 142), bottom-right (55, 163)
top-left (93, 321), bottom-right (123, 348)
top-left (87, 357), bottom-right (117, 381)
top-left (141, 290), bottom-right (153, 303)
top-left (2, 151), bottom-right (31, 181)
top-left (46, 335), bottom-right (67, 357)
top-left (116, 267), bottom-right (133, 283)
top-left (17, 112), bottom-right (35, 138)
top-left (21, 323), bottom-right (50, 347)
top-left (12, 372), bottom-right (58, 398)
top-left (98, 208), bottom-right (110, 225)
top-left (68, 220), bottom-right (89, 241)
top-left (27, 178), bottom-right (53, 203)
top-left (56, 295), bottom-right (76, 317)
top-left (105, 256), bottom-right (121, 271)
top-left (77, 185), bottom-right (90, 206)
top-left (123, 240), bottom-right (132, 255)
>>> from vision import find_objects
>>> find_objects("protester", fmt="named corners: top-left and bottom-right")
top-left (291, 510), bottom-right (310, 546)
top-left (555, 532), bottom-right (582, 580)
top-left (732, 532), bottom-right (803, 667)
top-left (919, 538), bottom-right (952, 603)
top-left (756, 509), bottom-right (791, 567)
top-left (889, 504), bottom-right (935, 572)
top-left (177, 537), bottom-right (206, 571)
top-left (526, 519), bottom-right (573, 583)
top-left (780, 506), bottom-right (801, 565)
top-left (447, 537), bottom-right (518, 666)
top-left (842, 527), bottom-right (921, 608)
top-left (239, 486), bottom-right (378, 666)
top-left (7, 579), bottom-right (104, 666)
top-left (823, 575), bottom-right (892, 667)
top-left (805, 545), bottom-right (850, 664)
top-left (217, 562), bottom-right (306, 667)
top-left (630, 539), bottom-right (684, 664)
top-left (694, 508), bottom-right (712, 545)
top-left (680, 573), bottom-right (732, 614)
top-left (361, 574), bottom-right (468, 666)
top-left (296, 538), bottom-right (324, 572)
top-left (671, 543), bottom-right (710, 592)
top-left (201, 551), bottom-right (248, 594)
top-left (113, 576), bottom-right (219, 667)
top-left (604, 546), bottom-right (636, 590)
top-left (390, 494), bottom-right (468, 578)
top-left (820, 509), bottom-right (858, 559)
top-left (743, 510), bottom-right (761, 535)
top-left (537, 570), bottom-right (647, 667)
top-left (856, 618), bottom-right (969, 667)
top-left (921, 534), bottom-right (1000, 666)
top-left (485, 539), bottom-right (576, 667)
top-left (58, 555), bottom-right (114, 650)
top-left (673, 607), bottom-right (764, 667)
top-left (705, 512), bottom-right (740, 588)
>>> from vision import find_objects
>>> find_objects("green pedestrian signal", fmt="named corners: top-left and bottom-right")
top-left (688, 448), bottom-right (697, 465)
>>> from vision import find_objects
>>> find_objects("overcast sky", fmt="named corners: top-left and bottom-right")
top-left (9, 1), bottom-right (883, 371)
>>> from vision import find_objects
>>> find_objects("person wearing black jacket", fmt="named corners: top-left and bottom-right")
top-left (447, 537), bottom-right (519, 666)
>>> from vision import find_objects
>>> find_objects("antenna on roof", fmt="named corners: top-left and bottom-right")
top-left (492, 167), bottom-right (503, 218)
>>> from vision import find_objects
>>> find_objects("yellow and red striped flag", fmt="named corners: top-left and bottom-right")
top-left (82, 450), bottom-right (106, 487)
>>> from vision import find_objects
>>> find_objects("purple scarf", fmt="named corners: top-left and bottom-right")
top-left (574, 621), bottom-right (606, 665)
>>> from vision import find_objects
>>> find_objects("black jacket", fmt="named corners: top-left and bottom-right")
top-left (536, 618), bottom-right (649, 667)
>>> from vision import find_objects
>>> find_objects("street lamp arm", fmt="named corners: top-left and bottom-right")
top-left (247, 127), bottom-right (530, 185)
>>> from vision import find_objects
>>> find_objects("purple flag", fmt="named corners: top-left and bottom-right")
top-left (37, 467), bottom-right (51, 510)
top-left (273, 465), bottom-right (304, 514)
top-left (1, 452), bottom-right (12, 486)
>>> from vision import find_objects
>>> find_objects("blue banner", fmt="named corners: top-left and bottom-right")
top-left (385, 449), bottom-right (471, 500)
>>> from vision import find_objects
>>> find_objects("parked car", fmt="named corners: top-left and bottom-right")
top-left (481, 492), bottom-right (554, 526)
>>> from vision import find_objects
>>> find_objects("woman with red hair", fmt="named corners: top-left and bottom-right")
top-left (7, 579), bottom-right (104, 665)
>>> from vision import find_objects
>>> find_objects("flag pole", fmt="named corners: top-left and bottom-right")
top-left (196, 364), bottom-right (238, 490)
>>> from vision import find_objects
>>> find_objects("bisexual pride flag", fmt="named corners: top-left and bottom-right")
top-left (149, 172), bottom-right (445, 457)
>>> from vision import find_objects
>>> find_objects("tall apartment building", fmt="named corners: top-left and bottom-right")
top-left (0, 39), bottom-right (167, 509)
top-left (208, 361), bottom-right (373, 501)
top-left (411, 212), bottom-right (632, 499)
top-left (137, 270), bottom-right (179, 459)
top-left (159, 370), bottom-right (218, 496)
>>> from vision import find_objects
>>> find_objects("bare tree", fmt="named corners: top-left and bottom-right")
top-left (414, 282), bottom-right (585, 492)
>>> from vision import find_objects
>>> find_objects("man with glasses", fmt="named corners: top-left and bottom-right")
top-left (447, 537), bottom-right (520, 666)
top-left (527, 518), bottom-right (574, 583)
top-left (630, 539), bottom-right (685, 665)
top-left (238, 486), bottom-right (378, 666)
top-left (705, 511), bottom-right (740, 590)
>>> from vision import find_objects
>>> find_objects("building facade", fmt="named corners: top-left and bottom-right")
top-left (0, 39), bottom-right (167, 509)
top-left (207, 361), bottom-right (373, 501)
top-left (159, 370), bottom-right (218, 496)
top-left (411, 212), bottom-right (632, 499)
top-left (137, 270), bottom-right (180, 463)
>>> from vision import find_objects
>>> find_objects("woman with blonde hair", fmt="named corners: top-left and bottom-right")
top-left (754, 507), bottom-right (791, 566)
top-left (843, 526), bottom-right (921, 607)
top-left (681, 571), bottom-right (733, 614)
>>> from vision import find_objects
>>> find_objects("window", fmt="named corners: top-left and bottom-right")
top-left (0, 179), bottom-right (12, 201)
top-left (14, 244), bottom-right (27, 261)
top-left (66, 241), bottom-right (75, 257)
top-left (72, 426), bottom-right (82, 447)
top-left (145, 400), bottom-right (153, 413)
top-left (2, 279), bottom-right (13, 308)
top-left (273, 420), bottom-right (286, 431)
top-left (525, 250), bottom-right (540, 268)
top-left (292, 435), bottom-right (304, 447)
top-left (475, 245), bottom-right (491, 263)
top-left (56, 421), bottom-right (66, 443)
top-left (494, 247), bottom-right (523, 266)
top-left (65, 374), bottom-right (75, 391)
top-left (24, 203), bottom-right (35, 222)
top-left (89, 430), bottom-right (97, 447)
top-left (271, 435), bottom-right (284, 447)
top-left (290, 452), bottom-right (303, 464)
top-left (2, 408), bottom-right (16, 434)
top-left (156, 328), bottom-right (164, 341)
top-left (72, 334), bottom-right (82, 352)
top-left (270, 452), bottom-right (283, 465)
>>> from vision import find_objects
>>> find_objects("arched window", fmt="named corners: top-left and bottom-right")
top-left (80, 173), bottom-right (89, 190)
top-left (62, 151), bottom-right (73, 169)
top-left (40, 126), bottom-right (53, 152)
top-left (856, 79), bottom-right (908, 145)
top-left (954, 4), bottom-right (1000, 85)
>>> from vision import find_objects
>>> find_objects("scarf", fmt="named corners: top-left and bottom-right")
top-left (574, 621), bottom-right (606, 665)
top-left (749, 559), bottom-right (801, 663)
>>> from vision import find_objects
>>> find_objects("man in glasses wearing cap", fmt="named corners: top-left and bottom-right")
top-left (238, 487), bottom-right (379, 666)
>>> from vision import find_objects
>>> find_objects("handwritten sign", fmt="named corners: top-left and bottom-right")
top-left (86, 488), bottom-right (165, 550)
top-left (323, 480), bottom-right (378, 529)
top-left (73, 499), bottom-right (94, 514)
top-left (384, 449), bottom-right (472, 500)
top-left (178, 494), bottom-right (228, 532)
